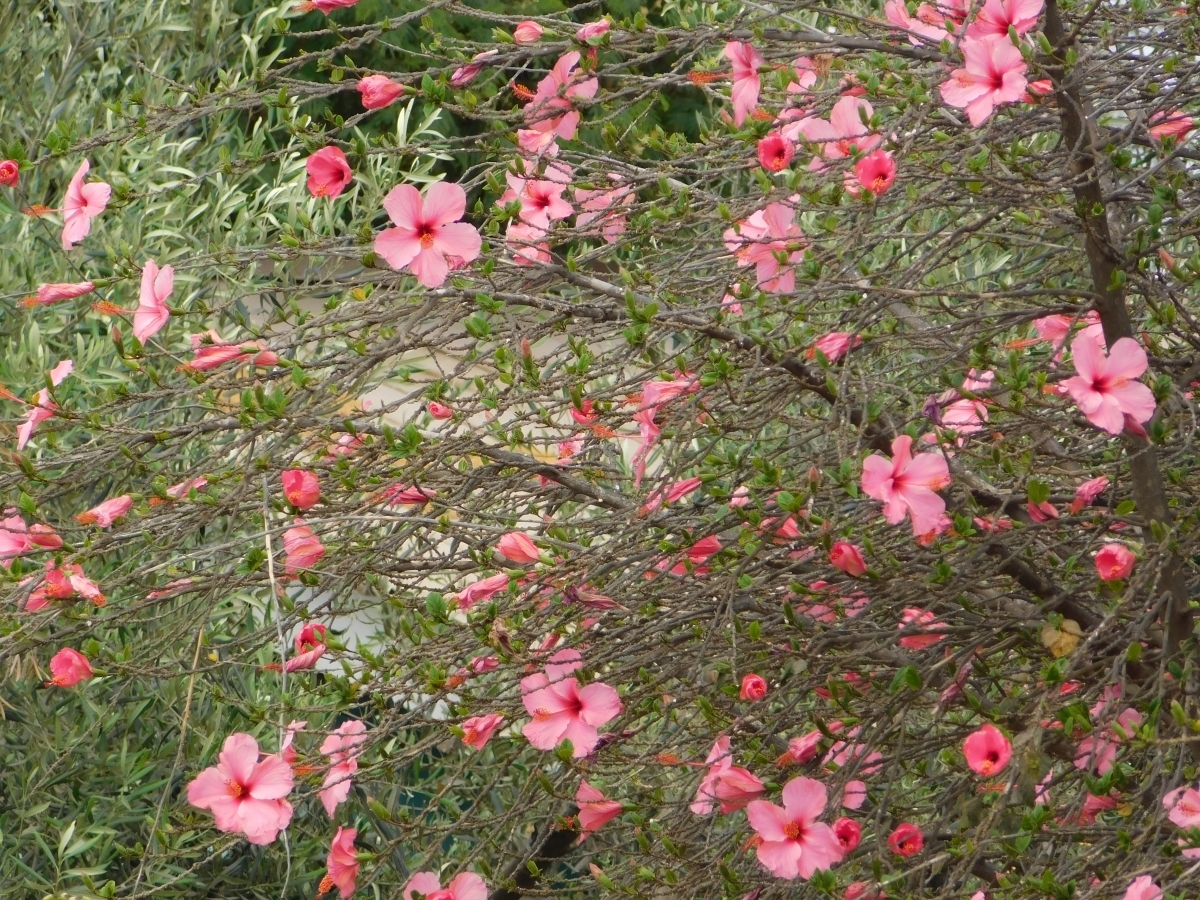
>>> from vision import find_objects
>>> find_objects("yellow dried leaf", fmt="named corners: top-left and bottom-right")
top-left (529, 445), bottom-right (561, 464)
top-left (1041, 619), bottom-right (1082, 658)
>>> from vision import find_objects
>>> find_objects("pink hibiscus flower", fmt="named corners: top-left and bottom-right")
top-left (1149, 109), bottom-right (1194, 141)
top-left (181, 330), bottom-right (277, 371)
top-left (403, 872), bottom-right (487, 900)
top-left (785, 96), bottom-right (881, 165)
top-left (692, 735), bottom-right (765, 814)
top-left (723, 203), bottom-right (806, 294)
top-left (47, 647), bottom-right (93, 687)
top-left (505, 219), bottom-right (552, 265)
top-left (513, 21), bottom-right (543, 44)
top-left (898, 608), bottom-right (947, 650)
top-left (746, 776), bottom-right (845, 880)
top-left (520, 649), bottom-right (622, 757)
top-left (525, 52), bottom-right (598, 140)
top-left (1033, 311), bottom-right (1104, 360)
top-left (1069, 475), bottom-right (1109, 514)
top-left (965, 0), bottom-right (1044, 39)
top-left (724, 42), bottom-right (764, 126)
top-left (1122, 876), bottom-right (1162, 900)
top-left (806, 332), bottom-right (862, 363)
top-left (358, 74), bottom-right (404, 110)
top-left (574, 175), bottom-right (635, 243)
top-left (453, 572), bottom-right (511, 610)
top-left (885, 0), bottom-right (951, 43)
top-left (319, 719), bottom-right (367, 816)
top-left (962, 723), bottom-right (1012, 776)
top-left (849, 150), bottom-right (896, 196)
top-left (939, 35), bottom-right (1028, 127)
top-left (758, 132), bottom-right (795, 171)
top-left (286, 622), bottom-right (328, 672)
top-left (576, 779), bottom-right (623, 840)
top-left (374, 182), bottom-right (482, 288)
top-left (378, 483), bottom-right (437, 507)
top-left (134, 259), bottom-right (173, 342)
top-left (25, 280), bottom-right (96, 307)
top-left (1165, 786), bottom-right (1200, 828)
top-left (283, 518), bottom-right (326, 577)
top-left (16, 389), bottom-right (56, 451)
top-left (450, 50), bottom-right (498, 88)
top-left (75, 495), bottom-right (134, 528)
top-left (323, 827), bottom-right (359, 898)
top-left (1095, 544), bottom-right (1135, 581)
top-left (61, 160), bottom-right (111, 249)
top-left (306, 147), bottom-right (352, 199)
top-left (461, 713), bottom-right (505, 750)
top-left (496, 532), bottom-right (540, 565)
top-left (0, 514), bottom-right (60, 566)
top-left (1063, 333), bottom-right (1156, 435)
top-left (498, 171), bottom-right (574, 230)
top-left (186, 733), bottom-right (294, 844)
top-left (861, 435), bottom-right (951, 535)
top-left (282, 469), bottom-right (321, 510)
top-left (829, 542), bottom-right (867, 576)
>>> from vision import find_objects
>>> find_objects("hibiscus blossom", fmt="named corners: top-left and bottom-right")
top-left (861, 435), bottom-right (951, 535)
top-left (692, 735), bottom-right (765, 814)
top-left (940, 35), bottom-right (1029, 127)
top-left (186, 733), bottom-right (294, 845)
top-left (746, 776), bottom-right (845, 880)
top-left (785, 96), bottom-right (881, 166)
top-left (402, 872), bottom-right (486, 900)
top-left (61, 159), bottom-right (111, 249)
top-left (520, 649), bottom-right (622, 757)
top-left (498, 171), bottom-right (574, 230)
top-left (318, 719), bottom-right (368, 816)
top-left (576, 780), bottom-right (623, 840)
top-left (525, 52), bottom-right (598, 140)
top-left (724, 42), bottom-right (764, 126)
top-left (322, 827), bottom-right (360, 898)
top-left (134, 259), bottom-right (173, 342)
top-left (723, 203), bottom-right (806, 294)
top-left (965, 0), bottom-right (1044, 39)
top-left (963, 724), bottom-right (1012, 776)
top-left (374, 182), bottom-right (482, 288)
top-left (283, 518), bottom-right (326, 577)
top-left (1063, 333), bottom-right (1156, 435)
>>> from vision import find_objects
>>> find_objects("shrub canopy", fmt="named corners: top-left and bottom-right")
top-left (2, 1), bottom-right (1200, 900)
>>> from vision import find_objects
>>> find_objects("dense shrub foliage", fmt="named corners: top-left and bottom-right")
top-left (2, 1), bottom-right (1200, 899)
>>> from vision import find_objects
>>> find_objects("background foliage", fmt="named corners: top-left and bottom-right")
top-left (2, 1), bottom-right (1200, 899)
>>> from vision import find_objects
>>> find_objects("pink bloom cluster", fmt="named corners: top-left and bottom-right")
top-left (319, 720), bottom-right (367, 816)
top-left (692, 736), bottom-right (765, 814)
top-left (0, 512), bottom-right (62, 567)
top-left (724, 203), bottom-right (806, 294)
top-left (887, 0), bottom-right (1044, 126)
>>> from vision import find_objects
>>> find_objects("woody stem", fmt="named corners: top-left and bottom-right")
top-left (1044, 1), bottom-right (1193, 663)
